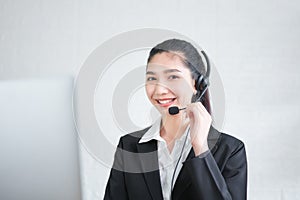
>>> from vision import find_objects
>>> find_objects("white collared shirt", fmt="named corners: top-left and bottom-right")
top-left (139, 119), bottom-right (192, 200)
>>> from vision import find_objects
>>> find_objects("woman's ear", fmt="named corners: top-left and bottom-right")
top-left (193, 79), bottom-right (197, 95)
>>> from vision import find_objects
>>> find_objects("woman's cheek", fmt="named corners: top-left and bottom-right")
top-left (174, 86), bottom-right (194, 102)
top-left (145, 84), bottom-right (154, 98)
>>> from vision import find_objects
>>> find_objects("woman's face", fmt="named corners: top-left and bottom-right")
top-left (145, 52), bottom-right (197, 115)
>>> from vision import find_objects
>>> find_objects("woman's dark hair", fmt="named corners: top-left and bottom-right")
top-left (147, 38), bottom-right (211, 114)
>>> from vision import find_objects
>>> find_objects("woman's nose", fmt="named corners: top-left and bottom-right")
top-left (154, 83), bottom-right (169, 95)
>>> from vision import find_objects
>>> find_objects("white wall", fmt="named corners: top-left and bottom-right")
top-left (1, 0), bottom-right (300, 199)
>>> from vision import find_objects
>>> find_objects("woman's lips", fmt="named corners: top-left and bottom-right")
top-left (156, 98), bottom-right (176, 107)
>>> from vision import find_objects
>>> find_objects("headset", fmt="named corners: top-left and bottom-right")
top-left (168, 50), bottom-right (211, 115)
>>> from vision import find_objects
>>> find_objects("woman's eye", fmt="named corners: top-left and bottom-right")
top-left (146, 77), bottom-right (156, 81)
top-left (168, 75), bottom-right (179, 80)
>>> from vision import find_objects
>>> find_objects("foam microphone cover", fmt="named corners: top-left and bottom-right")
top-left (168, 107), bottom-right (180, 115)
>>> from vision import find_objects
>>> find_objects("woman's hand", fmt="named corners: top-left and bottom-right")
top-left (186, 102), bottom-right (212, 156)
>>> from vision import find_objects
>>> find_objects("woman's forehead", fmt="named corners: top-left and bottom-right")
top-left (148, 52), bottom-right (186, 66)
top-left (146, 63), bottom-right (190, 74)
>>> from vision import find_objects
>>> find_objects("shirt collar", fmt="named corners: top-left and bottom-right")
top-left (139, 118), bottom-right (164, 143)
top-left (138, 118), bottom-right (190, 144)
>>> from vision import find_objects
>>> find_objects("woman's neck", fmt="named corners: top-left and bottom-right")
top-left (160, 113), bottom-right (189, 143)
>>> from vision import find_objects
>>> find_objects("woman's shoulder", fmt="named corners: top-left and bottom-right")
top-left (211, 126), bottom-right (246, 153)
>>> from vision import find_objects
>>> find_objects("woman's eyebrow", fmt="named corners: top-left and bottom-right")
top-left (164, 69), bottom-right (182, 74)
top-left (146, 69), bottom-right (182, 75)
top-left (146, 71), bottom-right (155, 75)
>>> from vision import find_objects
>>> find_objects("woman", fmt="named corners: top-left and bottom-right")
top-left (104, 39), bottom-right (247, 200)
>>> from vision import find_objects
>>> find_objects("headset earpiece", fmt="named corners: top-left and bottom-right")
top-left (193, 50), bottom-right (211, 103)
top-left (202, 77), bottom-right (209, 90)
top-left (195, 74), bottom-right (204, 91)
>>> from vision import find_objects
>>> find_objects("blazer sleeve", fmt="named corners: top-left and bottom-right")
top-left (103, 138), bottom-right (129, 200)
top-left (183, 140), bottom-right (247, 200)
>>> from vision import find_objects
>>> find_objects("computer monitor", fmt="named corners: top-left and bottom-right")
top-left (0, 77), bottom-right (82, 200)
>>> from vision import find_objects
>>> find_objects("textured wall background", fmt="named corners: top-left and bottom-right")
top-left (1, 0), bottom-right (300, 199)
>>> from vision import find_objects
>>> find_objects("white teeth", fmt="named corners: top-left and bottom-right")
top-left (158, 99), bottom-right (173, 104)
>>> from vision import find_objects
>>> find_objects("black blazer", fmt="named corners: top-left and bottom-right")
top-left (104, 126), bottom-right (247, 200)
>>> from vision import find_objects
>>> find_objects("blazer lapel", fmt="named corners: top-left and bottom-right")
top-left (171, 126), bottom-right (221, 200)
top-left (136, 140), bottom-right (164, 200)
top-left (171, 148), bottom-right (194, 200)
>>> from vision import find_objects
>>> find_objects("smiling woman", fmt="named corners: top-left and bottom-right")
top-left (145, 54), bottom-right (196, 114)
top-left (103, 39), bottom-right (247, 200)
